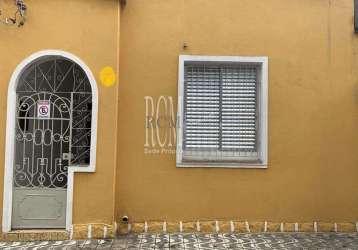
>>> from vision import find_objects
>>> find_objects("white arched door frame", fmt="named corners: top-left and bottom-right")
top-left (2, 50), bottom-right (98, 232)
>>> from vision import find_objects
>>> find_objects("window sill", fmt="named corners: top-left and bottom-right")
top-left (176, 162), bottom-right (268, 169)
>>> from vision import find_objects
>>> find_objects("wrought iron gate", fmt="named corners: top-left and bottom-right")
top-left (12, 56), bottom-right (92, 229)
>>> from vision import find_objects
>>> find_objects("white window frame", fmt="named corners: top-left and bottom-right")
top-left (176, 55), bottom-right (268, 168)
top-left (2, 50), bottom-right (98, 232)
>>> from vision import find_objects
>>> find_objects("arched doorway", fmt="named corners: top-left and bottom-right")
top-left (3, 51), bottom-right (98, 231)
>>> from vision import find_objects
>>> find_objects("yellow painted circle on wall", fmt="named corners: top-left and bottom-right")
top-left (99, 66), bottom-right (116, 87)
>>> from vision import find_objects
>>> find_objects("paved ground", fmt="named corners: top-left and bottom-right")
top-left (1, 233), bottom-right (358, 249)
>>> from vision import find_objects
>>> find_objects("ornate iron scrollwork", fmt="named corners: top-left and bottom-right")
top-left (14, 57), bottom-right (92, 189)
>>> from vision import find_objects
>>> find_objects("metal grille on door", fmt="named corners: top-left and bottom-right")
top-left (12, 57), bottom-right (92, 229)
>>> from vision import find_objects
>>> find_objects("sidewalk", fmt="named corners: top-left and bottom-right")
top-left (1, 233), bottom-right (358, 249)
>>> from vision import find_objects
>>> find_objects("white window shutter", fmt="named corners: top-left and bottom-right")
top-left (221, 66), bottom-right (258, 156)
top-left (184, 66), bottom-right (221, 150)
top-left (183, 64), bottom-right (259, 159)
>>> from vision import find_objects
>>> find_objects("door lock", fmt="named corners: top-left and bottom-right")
top-left (62, 153), bottom-right (71, 160)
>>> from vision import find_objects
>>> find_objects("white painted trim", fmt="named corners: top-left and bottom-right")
top-left (103, 225), bottom-right (108, 238)
top-left (176, 55), bottom-right (269, 168)
top-left (144, 221), bottom-right (148, 232)
top-left (2, 50), bottom-right (98, 232)
top-left (230, 220), bottom-right (235, 232)
top-left (245, 221), bottom-right (250, 232)
top-left (88, 224), bottom-right (92, 239)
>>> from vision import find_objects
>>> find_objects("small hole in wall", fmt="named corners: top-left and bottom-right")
top-left (122, 216), bottom-right (129, 224)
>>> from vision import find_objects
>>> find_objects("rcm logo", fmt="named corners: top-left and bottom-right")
top-left (37, 100), bottom-right (51, 119)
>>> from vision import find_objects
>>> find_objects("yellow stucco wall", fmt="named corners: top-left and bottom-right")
top-left (116, 0), bottom-right (358, 223)
top-left (1, 0), bottom-right (358, 234)
top-left (0, 0), bottom-right (120, 229)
